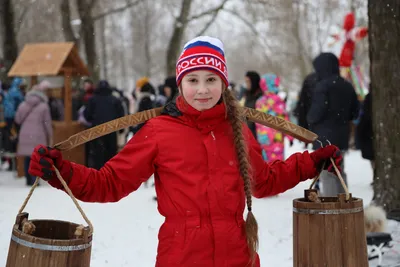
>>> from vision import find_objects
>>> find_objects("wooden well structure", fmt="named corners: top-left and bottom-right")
top-left (8, 42), bottom-right (90, 173)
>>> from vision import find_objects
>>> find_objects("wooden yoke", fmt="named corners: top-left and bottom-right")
top-left (54, 107), bottom-right (318, 151)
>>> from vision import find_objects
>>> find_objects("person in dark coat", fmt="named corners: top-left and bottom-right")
top-left (136, 83), bottom-right (155, 112)
top-left (163, 76), bottom-right (178, 103)
top-left (294, 72), bottom-right (317, 130)
top-left (131, 81), bottom-right (156, 135)
top-left (244, 71), bottom-right (263, 139)
top-left (84, 80), bottom-right (125, 170)
top-left (356, 92), bottom-right (373, 163)
top-left (307, 52), bottom-right (359, 196)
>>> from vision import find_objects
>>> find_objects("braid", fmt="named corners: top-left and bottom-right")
top-left (223, 89), bottom-right (259, 265)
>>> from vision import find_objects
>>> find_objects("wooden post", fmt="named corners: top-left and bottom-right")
top-left (64, 71), bottom-right (72, 123)
top-left (30, 76), bottom-right (38, 87)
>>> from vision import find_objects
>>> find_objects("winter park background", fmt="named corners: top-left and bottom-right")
top-left (1, 141), bottom-right (399, 266)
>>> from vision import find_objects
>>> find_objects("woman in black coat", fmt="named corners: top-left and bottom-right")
top-left (356, 92), bottom-right (374, 163)
top-left (244, 71), bottom-right (263, 139)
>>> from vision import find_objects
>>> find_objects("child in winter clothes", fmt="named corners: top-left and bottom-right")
top-left (29, 36), bottom-right (342, 267)
top-left (0, 92), bottom-right (6, 128)
top-left (256, 73), bottom-right (293, 161)
top-left (0, 92), bottom-right (6, 153)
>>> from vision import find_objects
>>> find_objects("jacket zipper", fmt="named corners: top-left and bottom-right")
top-left (211, 131), bottom-right (216, 140)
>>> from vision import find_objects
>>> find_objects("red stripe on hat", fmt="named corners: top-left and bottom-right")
top-left (176, 42), bottom-right (228, 87)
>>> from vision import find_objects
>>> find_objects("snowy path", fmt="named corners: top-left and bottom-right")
top-left (0, 141), bottom-right (398, 266)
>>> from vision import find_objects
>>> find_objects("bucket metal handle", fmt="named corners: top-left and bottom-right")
top-left (308, 140), bottom-right (350, 201)
top-left (17, 167), bottom-right (94, 235)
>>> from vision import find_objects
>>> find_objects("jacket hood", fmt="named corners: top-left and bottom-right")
top-left (163, 76), bottom-right (178, 101)
top-left (140, 82), bottom-right (156, 95)
top-left (260, 73), bottom-right (280, 95)
top-left (313, 53), bottom-right (340, 80)
top-left (95, 80), bottom-right (112, 96)
top-left (10, 77), bottom-right (23, 89)
top-left (25, 90), bottom-right (48, 106)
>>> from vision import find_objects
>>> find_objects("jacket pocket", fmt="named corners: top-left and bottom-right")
top-left (157, 222), bottom-right (183, 265)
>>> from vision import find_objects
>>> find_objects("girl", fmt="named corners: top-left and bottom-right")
top-left (256, 73), bottom-right (293, 161)
top-left (29, 36), bottom-right (342, 267)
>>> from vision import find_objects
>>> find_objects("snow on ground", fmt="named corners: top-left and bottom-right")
top-left (0, 141), bottom-right (399, 266)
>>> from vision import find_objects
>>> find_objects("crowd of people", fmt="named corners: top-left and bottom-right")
top-left (0, 35), bottom-right (376, 266)
top-left (28, 36), bottom-right (344, 266)
top-left (0, 47), bottom-right (373, 195)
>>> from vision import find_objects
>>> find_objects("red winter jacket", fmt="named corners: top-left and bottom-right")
top-left (50, 96), bottom-right (318, 267)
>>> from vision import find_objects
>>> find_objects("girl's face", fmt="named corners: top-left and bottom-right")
top-left (180, 70), bottom-right (223, 111)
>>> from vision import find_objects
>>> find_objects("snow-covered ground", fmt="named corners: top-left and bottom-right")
top-left (0, 141), bottom-right (399, 266)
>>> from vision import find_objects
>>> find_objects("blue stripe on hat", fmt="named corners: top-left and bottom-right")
top-left (183, 41), bottom-right (225, 56)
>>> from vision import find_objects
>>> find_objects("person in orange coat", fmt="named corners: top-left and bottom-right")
top-left (28, 36), bottom-right (342, 267)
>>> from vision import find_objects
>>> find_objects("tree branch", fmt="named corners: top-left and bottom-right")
top-left (195, 15), bottom-right (217, 36)
top-left (15, 4), bottom-right (30, 34)
top-left (93, 0), bottom-right (143, 21)
top-left (186, 0), bottom-right (229, 22)
top-left (221, 8), bottom-right (258, 35)
top-left (194, 0), bottom-right (230, 36)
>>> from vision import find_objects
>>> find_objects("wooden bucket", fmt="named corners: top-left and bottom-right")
top-left (6, 213), bottom-right (92, 267)
top-left (293, 157), bottom-right (368, 267)
top-left (5, 167), bottom-right (94, 267)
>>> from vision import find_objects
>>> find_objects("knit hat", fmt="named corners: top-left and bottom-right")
top-left (260, 73), bottom-right (280, 94)
top-left (136, 77), bottom-right (150, 89)
top-left (36, 80), bottom-right (52, 91)
top-left (164, 76), bottom-right (177, 90)
top-left (176, 36), bottom-right (228, 87)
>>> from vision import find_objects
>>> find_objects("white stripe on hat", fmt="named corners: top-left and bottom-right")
top-left (183, 36), bottom-right (224, 53)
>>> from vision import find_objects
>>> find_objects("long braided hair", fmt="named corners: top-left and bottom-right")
top-left (222, 88), bottom-right (259, 265)
top-left (178, 84), bottom-right (259, 265)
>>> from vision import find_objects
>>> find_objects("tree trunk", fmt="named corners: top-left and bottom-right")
top-left (0, 0), bottom-right (18, 80)
top-left (100, 17), bottom-right (107, 79)
top-left (165, 0), bottom-right (192, 76)
top-left (77, 0), bottom-right (99, 82)
top-left (143, 3), bottom-right (151, 77)
top-left (368, 1), bottom-right (400, 212)
top-left (292, 1), bottom-right (312, 79)
top-left (60, 0), bottom-right (77, 42)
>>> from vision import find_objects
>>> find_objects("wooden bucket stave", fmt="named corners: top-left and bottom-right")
top-left (6, 167), bottom-right (93, 267)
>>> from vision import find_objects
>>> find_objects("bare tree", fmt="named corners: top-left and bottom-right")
top-left (60, 0), bottom-right (77, 42)
top-left (165, 0), bottom-right (193, 76)
top-left (0, 0), bottom-right (28, 80)
top-left (369, 0), bottom-right (400, 212)
top-left (165, 0), bottom-right (231, 76)
top-left (243, 0), bottom-right (343, 89)
top-left (60, 0), bottom-right (144, 82)
top-left (76, 0), bottom-right (99, 81)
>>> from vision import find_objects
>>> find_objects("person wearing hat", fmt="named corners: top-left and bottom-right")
top-left (83, 80), bottom-right (125, 170)
top-left (28, 36), bottom-right (342, 266)
top-left (15, 81), bottom-right (52, 185)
